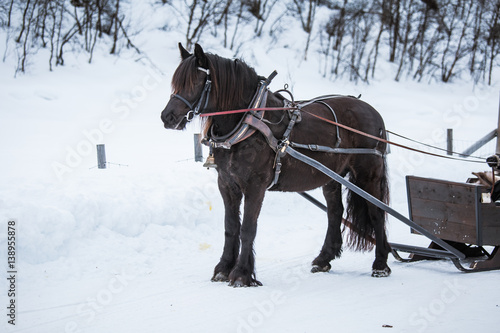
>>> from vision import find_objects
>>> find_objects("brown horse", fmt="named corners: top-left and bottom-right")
top-left (161, 43), bottom-right (391, 286)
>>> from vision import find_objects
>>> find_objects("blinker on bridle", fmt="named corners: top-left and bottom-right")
top-left (171, 67), bottom-right (211, 126)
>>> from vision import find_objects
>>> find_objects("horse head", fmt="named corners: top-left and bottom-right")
top-left (161, 43), bottom-right (261, 132)
top-left (161, 43), bottom-right (212, 130)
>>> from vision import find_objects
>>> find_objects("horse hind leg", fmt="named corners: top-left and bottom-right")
top-left (311, 180), bottom-right (344, 273)
top-left (369, 163), bottom-right (391, 277)
top-left (364, 196), bottom-right (391, 277)
top-left (347, 158), bottom-right (391, 277)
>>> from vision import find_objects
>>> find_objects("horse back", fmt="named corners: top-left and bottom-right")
top-left (292, 96), bottom-right (386, 153)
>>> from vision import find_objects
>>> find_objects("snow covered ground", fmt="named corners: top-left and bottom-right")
top-left (1, 3), bottom-right (500, 332)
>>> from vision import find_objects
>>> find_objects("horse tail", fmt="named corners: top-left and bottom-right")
top-left (344, 155), bottom-right (389, 252)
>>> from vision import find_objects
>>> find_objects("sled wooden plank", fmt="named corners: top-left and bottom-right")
top-left (409, 199), bottom-right (476, 226)
top-left (407, 216), bottom-right (477, 244)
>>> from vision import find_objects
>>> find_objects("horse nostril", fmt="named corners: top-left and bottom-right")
top-left (161, 109), bottom-right (169, 122)
top-left (161, 111), bottom-right (168, 124)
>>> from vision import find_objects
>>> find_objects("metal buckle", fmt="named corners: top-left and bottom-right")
top-left (278, 139), bottom-right (289, 157)
top-left (185, 110), bottom-right (195, 121)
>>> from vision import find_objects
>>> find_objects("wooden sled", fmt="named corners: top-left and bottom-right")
top-left (391, 176), bottom-right (500, 272)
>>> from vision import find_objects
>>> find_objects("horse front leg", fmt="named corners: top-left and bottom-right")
top-left (212, 176), bottom-right (242, 282)
top-left (228, 184), bottom-right (266, 287)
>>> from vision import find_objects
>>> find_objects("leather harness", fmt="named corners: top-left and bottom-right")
top-left (198, 71), bottom-right (384, 188)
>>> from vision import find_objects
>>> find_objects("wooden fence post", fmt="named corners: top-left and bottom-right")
top-left (447, 128), bottom-right (453, 155)
top-left (194, 134), bottom-right (203, 162)
top-left (97, 144), bottom-right (107, 169)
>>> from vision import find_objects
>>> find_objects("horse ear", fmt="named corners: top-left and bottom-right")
top-left (178, 43), bottom-right (191, 61)
top-left (194, 43), bottom-right (208, 69)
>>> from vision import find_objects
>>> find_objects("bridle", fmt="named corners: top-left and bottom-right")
top-left (170, 67), bottom-right (212, 128)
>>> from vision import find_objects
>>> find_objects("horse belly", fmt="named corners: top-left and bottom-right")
top-left (269, 152), bottom-right (348, 192)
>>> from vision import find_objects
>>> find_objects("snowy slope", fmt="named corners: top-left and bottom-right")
top-left (1, 2), bottom-right (500, 333)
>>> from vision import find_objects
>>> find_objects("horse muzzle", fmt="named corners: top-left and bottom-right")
top-left (161, 100), bottom-right (191, 130)
top-left (161, 112), bottom-right (187, 130)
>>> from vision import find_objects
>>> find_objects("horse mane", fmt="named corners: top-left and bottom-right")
top-left (172, 53), bottom-right (260, 112)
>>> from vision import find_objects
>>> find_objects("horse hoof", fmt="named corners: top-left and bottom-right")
top-left (311, 264), bottom-right (331, 273)
top-left (211, 272), bottom-right (229, 282)
top-left (231, 278), bottom-right (246, 288)
top-left (371, 267), bottom-right (391, 278)
top-left (229, 277), bottom-right (263, 287)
